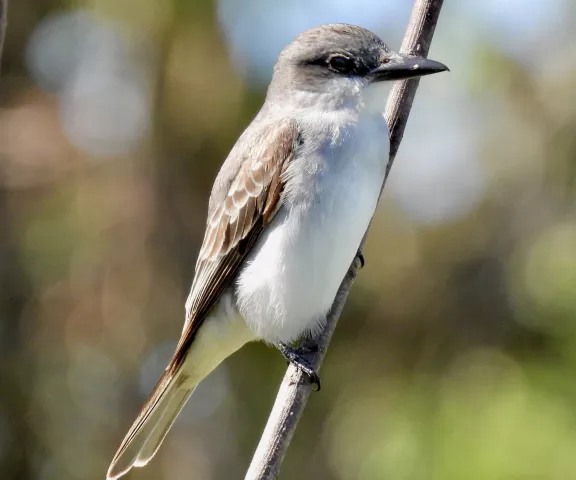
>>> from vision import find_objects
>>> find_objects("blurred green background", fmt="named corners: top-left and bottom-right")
top-left (2, 0), bottom-right (576, 479)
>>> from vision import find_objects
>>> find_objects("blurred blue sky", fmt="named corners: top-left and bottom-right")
top-left (217, 0), bottom-right (568, 82)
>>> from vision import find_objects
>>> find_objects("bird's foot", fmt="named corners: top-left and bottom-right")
top-left (277, 342), bottom-right (321, 391)
top-left (356, 249), bottom-right (365, 269)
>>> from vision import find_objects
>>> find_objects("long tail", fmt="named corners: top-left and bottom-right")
top-left (106, 367), bottom-right (196, 480)
top-left (107, 306), bottom-right (255, 479)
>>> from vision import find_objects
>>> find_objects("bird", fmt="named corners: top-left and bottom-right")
top-left (107, 23), bottom-right (447, 479)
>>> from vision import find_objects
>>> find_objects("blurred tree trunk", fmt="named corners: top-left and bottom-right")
top-left (0, 180), bottom-right (35, 479)
top-left (0, 3), bottom-right (36, 477)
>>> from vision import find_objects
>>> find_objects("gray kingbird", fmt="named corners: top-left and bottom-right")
top-left (107, 23), bottom-right (447, 479)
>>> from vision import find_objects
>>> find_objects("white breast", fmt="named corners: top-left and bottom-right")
top-left (236, 111), bottom-right (388, 343)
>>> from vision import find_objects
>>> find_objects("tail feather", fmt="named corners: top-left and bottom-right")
top-left (107, 304), bottom-right (255, 479)
top-left (107, 368), bottom-right (195, 480)
top-left (134, 387), bottom-right (194, 466)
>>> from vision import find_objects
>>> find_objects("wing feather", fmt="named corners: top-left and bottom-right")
top-left (108, 118), bottom-right (299, 479)
top-left (170, 118), bottom-right (299, 371)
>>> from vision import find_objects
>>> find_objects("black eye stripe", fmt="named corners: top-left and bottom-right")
top-left (302, 52), bottom-right (373, 76)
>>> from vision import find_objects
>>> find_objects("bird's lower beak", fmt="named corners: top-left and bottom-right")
top-left (369, 54), bottom-right (449, 82)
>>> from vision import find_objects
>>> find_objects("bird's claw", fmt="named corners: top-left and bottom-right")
top-left (278, 342), bottom-right (322, 391)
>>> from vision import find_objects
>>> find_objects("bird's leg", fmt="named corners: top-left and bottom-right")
top-left (356, 249), bottom-right (365, 268)
top-left (277, 342), bottom-right (321, 391)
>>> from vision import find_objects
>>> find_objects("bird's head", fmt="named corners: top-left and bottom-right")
top-left (267, 24), bottom-right (448, 110)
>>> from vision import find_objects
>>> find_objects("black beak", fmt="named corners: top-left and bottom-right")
top-left (369, 54), bottom-right (449, 82)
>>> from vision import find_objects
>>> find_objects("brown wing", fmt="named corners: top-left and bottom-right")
top-left (170, 118), bottom-right (299, 372)
top-left (107, 119), bottom-right (299, 478)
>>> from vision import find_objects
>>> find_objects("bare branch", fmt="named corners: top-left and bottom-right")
top-left (245, 1), bottom-right (446, 479)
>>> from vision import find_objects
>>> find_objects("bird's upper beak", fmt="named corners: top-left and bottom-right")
top-left (369, 53), bottom-right (449, 82)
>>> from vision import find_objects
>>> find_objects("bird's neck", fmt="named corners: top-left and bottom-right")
top-left (294, 88), bottom-right (365, 112)
top-left (265, 76), bottom-right (369, 116)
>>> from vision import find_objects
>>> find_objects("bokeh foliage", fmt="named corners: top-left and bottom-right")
top-left (1, 1), bottom-right (576, 479)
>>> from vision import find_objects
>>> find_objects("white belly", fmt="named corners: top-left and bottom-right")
top-left (236, 113), bottom-right (388, 343)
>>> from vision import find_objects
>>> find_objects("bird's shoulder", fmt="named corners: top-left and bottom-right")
top-left (206, 115), bottom-right (301, 219)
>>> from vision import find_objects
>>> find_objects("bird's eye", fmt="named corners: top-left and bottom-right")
top-left (328, 55), bottom-right (355, 74)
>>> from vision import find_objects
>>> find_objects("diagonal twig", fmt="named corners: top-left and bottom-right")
top-left (245, 1), bottom-right (446, 479)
